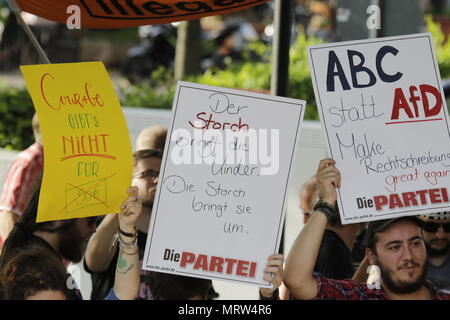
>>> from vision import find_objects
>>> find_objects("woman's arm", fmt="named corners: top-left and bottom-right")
top-left (113, 186), bottom-right (142, 300)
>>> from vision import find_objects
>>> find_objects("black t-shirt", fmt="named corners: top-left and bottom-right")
top-left (315, 229), bottom-right (355, 280)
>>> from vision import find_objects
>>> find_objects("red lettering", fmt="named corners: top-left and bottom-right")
top-left (224, 258), bottom-right (237, 274)
top-left (429, 188), bottom-right (442, 203)
top-left (373, 189), bottom-right (449, 212)
top-left (193, 254), bottom-right (208, 271)
top-left (99, 134), bottom-right (109, 152)
top-left (391, 88), bottom-right (413, 120)
top-left (188, 112), bottom-right (249, 131)
top-left (236, 260), bottom-right (250, 277)
top-left (89, 135), bottom-right (99, 153)
top-left (39, 73), bottom-right (103, 110)
top-left (40, 73), bottom-right (60, 110)
top-left (62, 136), bottom-right (74, 155)
top-left (249, 262), bottom-right (257, 278)
top-left (409, 86), bottom-right (420, 117)
top-left (442, 188), bottom-right (449, 202)
top-left (189, 112), bottom-right (208, 129)
top-left (80, 135), bottom-right (86, 153)
top-left (420, 84), bottom-right (442, 117)
top-left (177, 252), bottom-right (257, 278)
top-left (180, 251), bottom-right (195, 267)
top-left (374, 195), bottom-right (388, 211)
top-left (85, 83), bottom-right (104, 107)
top-left (389, 194), bottom-right (404, 209)
top-left (209, 256), bottom-right (224, 273)
top-left (402, 192), bottom-right (418, 207)
top-left (416, 190), bottom-right (428, 205)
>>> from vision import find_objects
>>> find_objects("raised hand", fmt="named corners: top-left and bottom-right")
top-left (316, 158), bottom-right (341, 205)
top-left (118, 186), bottom-right (142, 233)
top-left (260, 254), bottom-right (284, 298)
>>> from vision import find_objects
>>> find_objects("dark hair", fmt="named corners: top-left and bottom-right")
top-left (149, 272), bottom-right (211, 300)
top-left (365, 217), bottom-right (424, 254)
top-left (366, 232), bottom-right (379, 254)
top-left (0, 246), bottom-right (68, 299)
top-left (0, 188), bottom-right (74, 266)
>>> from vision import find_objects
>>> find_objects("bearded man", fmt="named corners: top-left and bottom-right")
top-left (420, 212), bottom-right (450, 291)
top-left (283, 158), bottom-right (450, 300)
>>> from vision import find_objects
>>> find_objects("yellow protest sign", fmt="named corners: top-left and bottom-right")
top-left (20, 62), bottom-right (133, 222)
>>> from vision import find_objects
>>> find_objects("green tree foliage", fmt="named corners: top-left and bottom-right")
top-left (190, 33), bottom-right (322, 121)
top-left (120, 33), bottom-right (323, 120)
top-left (1, 18), bottom-right (450, 150)
top-left (426, 15), bottom-right (450, 78)
top-left (0, 85), bottom-right (34, 150)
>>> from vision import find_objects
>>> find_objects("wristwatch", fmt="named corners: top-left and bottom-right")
top-left (313, 199), bottom-right (339, 223)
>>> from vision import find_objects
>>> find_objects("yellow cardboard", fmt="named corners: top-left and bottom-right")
top-left (20, 62), bottom-right (133, 222)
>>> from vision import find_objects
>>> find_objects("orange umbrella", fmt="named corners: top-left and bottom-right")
top-left (16, 0), bottom-right (271, 28)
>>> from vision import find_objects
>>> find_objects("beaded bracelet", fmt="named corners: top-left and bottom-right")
top-left (110, 230), bottom-right (138, 252)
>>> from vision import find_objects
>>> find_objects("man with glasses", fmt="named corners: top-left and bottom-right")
top-left (420, 212), bottom-right (450, 291)
top-left (84, 126), bottom-right (167, 300)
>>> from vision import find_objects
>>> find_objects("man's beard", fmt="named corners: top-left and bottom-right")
top-left (426, 239), bottom-right (449, 257)
top-left (58, 223), bottom-right (86, 263)
top-left (379, 259), bottom-right (428, 295)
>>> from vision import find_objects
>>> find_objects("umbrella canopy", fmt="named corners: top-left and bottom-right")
top-left (16, 0), bottom-right (271, 28)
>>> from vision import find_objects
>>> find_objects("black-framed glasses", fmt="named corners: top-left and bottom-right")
top-left (422, 221), bottom-right (450, 233)
top-left (133, 169), bottom-right (159, 179)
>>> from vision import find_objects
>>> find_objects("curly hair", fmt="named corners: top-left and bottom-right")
top-left (0, 188), bottom-right (75, 267)
top-left (0, 246), bottom-right (68, 300)
top-left (148, 272), bottom-right (211, 300)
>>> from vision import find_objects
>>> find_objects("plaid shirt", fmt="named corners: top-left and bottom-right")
top-left (311, 272), bottom-right (450, 300)
top-left (0, 143), bottom-right (43, 216)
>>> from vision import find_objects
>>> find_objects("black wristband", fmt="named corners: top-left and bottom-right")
top-left (119, 226), bottom-right (137, 238)
top-left (313, 200), bottom-right (338, 222)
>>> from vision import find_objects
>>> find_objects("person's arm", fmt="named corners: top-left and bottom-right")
top-left (0, 210), bottom-right (18, 249)
top-left (113, 186), bottom-right (142, 300)
top-left (283, 158), bottom-right (340, 300)
top-left (278, 282), bottom-right (290, 300)
top-left (84, 212), bottom-right (119, 272)
top-left (259, 254), bottom-right (284, 300)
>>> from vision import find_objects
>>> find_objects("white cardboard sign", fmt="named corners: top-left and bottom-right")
top-left (308, 33), bottom-right (450, 224)
top-left (142, 81), bottom-right (305, 287)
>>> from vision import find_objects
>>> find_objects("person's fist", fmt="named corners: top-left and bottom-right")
top-left (118, 186), bottom-right (142, 232)
top-left (315, 158), bottom-right (341, 205)
top-left (260, 254), bottom-right (284, 298)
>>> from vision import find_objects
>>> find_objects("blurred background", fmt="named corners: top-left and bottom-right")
top-left (0, 0), bottom-right (449, 299)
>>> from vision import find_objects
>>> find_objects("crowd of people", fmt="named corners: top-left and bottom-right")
top-left (0, 116), bottom-right (448, 300)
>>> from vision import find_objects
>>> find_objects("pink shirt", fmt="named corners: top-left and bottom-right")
top-left (0, 143), bottom-right (43, 216)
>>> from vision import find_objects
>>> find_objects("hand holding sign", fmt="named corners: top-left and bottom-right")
top-left (119, 186), bottom-right (142, 233)
top-left (308, 33), bottom-right (450, 223)
top-left (260, 254), bottom-right (284, 298)
top-left (143, 81), bottom-right (306, 287)
top-left (316, 158), bottom-right (341, 205)
top-left (21, 62), bottom-right (133, 223)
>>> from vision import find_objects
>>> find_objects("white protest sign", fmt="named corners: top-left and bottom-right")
top-left (308, 33), bottom-right (450, 224)
top-left (142, 81), bottom-right (305, 287)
